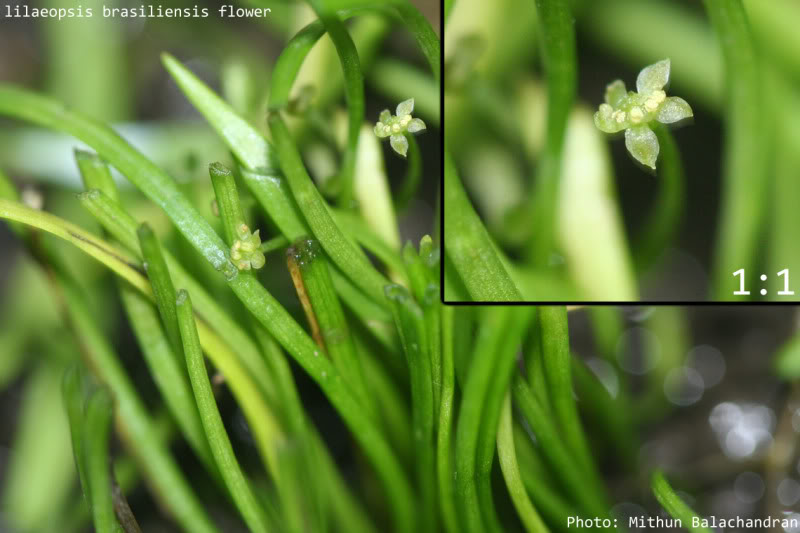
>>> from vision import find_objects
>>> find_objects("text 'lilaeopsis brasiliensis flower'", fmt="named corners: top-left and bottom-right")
top-left (594, 59), bottom-right (693, 169)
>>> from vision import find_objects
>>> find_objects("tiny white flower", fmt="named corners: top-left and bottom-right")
top-left (594, 59), bottom-right (693, 169)
top-left (373, 98), bottom-right (426, 157)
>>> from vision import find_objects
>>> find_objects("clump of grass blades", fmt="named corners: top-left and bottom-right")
top-left (0, 1), bottom-right (440, 530)
top-left (0, 169), bottom-right (714, 533)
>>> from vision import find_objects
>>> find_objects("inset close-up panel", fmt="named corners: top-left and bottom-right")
top-left (443, 0), bottom-right (800, 302)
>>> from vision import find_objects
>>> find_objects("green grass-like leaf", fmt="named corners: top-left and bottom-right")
top-left (0, 198), bottom-right (149, 295)
top-left (317, 0), bottom-right (440, 82)
top-left (239, 166), bottom-right (311, 240)
top-left (4, 360), bottom-right (75, 531)
top-left (79, 183), bottom-right (412, 528)
top-left (454, 308), bottom-right (521, 532)
top-left (386, 284), bottom-right (436, 533)
top-left (118, 284), bottom-right (215, 472)
top-left (437, 306), bottom-right (459, 533)
top-left (0, 86), bottom-right (238, 279)
top-left (332, 208), bottom-right (407, 278)
top-left (443, 151), bottom-right (522, 301)
top-left (137, 223), bottom-right (184, 360)
top-left (229, 271), bottom-right (416, 531)
top-left (527, 0), bottom-right (577, 263)
top-left (704, 0), bottom-right (769, 300)
top-left (268, 111), bottom-right (391, 304)
top-left (82, 387), bottom-right (125, 533)
top-left (512, 376), bottom-right (608, 519)
top-left (539, 307), bottom-right (602, 491)
top-left (209, 162), bottom-right (248, 248)
top-left (160, 54), bottom-right (309, 242)
top-left (496, 393), bottom-right (549, 533)
top-left (475, 309), bottom-right (534, 531)
top-left (62, 364), bottom-right (91, 507)
top-left (77, 188), bottom-right (278, 405)
top-left (651, 470), bottom-right (712, 533)
top-left (304, 2), bottom-right (365, 206)
top-left (512, 421), bottom-right (580, 527)
top-left (162, 56), bottom-right (389, 305)
top-left (289, 238), bottom-right (373, 411)
top-left (177, 289), bottom-right (271, 533)
top-left (0, 197), bottom-right (288, 502)
top-left (57, 272), bottom-right (219, 533)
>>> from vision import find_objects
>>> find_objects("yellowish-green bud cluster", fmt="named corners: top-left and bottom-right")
top-left (230, 223), bottom-right (265, 270)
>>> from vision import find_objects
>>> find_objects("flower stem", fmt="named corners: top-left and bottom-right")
top-left (633, 123), bottom-right (685, 272)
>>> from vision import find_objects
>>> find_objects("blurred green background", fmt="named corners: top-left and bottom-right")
top-left (566, 305), bottom-right (800, 529)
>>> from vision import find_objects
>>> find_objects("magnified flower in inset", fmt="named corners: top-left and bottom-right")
top-left (374, 98), bottom-right (426, 157)
top-left (594, 59), bottom-right (693, 169)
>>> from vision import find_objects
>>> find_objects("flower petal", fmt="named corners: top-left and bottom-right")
top-left (604, 80), bottom-right (627, 107)
top-left (396, 98), bottom-right (414, 117)
top-left (390, 134), bottom-right (408, 157)
top-left (379, 109), bottom-right (391, 123)
top-left (407, 118), bottom-right (426, 133)
top-left (656, 96), bottom-right (693, 124)
top-left (625, 125), bottom-right (659, 169)
top-left (636, 59), bottom-right (670, 95)
top-left (594, 104), bottom-right (627, 133)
